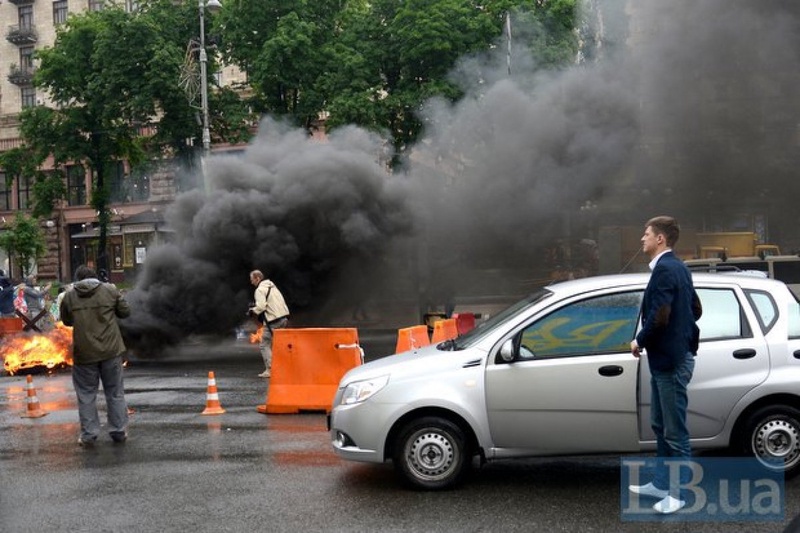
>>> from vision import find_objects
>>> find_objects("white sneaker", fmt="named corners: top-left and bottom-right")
top-left (629, 482), bottom-right (668, 499)
top-left (258, 370), bottom-right (270, 378)
top-left (653, 495), bottom-right (685, 514)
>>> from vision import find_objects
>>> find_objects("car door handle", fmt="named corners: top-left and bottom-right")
top-left (598, 365), bottom-right (624, 377)
top-left (733, 349), bottom-right (757, 359)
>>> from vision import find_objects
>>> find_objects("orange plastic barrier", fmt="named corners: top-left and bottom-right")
top-left (258, 328), bottom-right (363, 414)
top-left (201, 371), bottom-right (226, 415)
top-left (453, 313), bottom-right (476, 335)
top-left (431, 318), bottom-right (458, 343)
top-left (20, 375), bottom-right (47, 418)
top-left (0, 317), bottom-right (23, 336)
top-left (394, 325), bottom-right (430, 354)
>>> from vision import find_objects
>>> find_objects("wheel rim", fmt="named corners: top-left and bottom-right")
top-left (406, 429), bottom-right (458, 481)
top-left (752, 417), bottom-right (800, 470)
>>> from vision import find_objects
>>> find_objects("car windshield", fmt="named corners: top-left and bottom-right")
top-left (439, 289), bottom-right (553, 350)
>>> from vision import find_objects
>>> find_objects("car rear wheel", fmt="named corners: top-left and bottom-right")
top-left (393, 416), bottom-right (468, 490)
top-left (741, 405), bottom-right (800, 479)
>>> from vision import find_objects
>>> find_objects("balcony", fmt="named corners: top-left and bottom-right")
top-left (6, 24), bottom-right (38, 45)
top-left (8, 64), bottom-right (35, 86)
top-left (9, 0), bottom-right (36, 5)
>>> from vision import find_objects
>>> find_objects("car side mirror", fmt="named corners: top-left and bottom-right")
top-left (498, 339), bottom-right (516, 363)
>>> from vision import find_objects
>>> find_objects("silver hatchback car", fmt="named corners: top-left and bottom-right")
top-left (330, 273), bottom-right (800, 490)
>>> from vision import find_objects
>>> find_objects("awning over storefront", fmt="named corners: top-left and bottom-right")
top-left (69, 208), bottom-right (172, 239)
top-left (71, 225), bottom-right (123, 239)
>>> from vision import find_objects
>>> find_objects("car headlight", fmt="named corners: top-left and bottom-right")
top-left (341, 375), bottom-right (389, 405)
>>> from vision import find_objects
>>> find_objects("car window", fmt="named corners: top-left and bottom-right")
top-left (696, 288), bottom-right (752, 340)
top-left (454, 289), bottom-right (552, 349)
top-left (519, 291), bottom-right (643, 358)
top-left (744, 289), bottom-right (778, 334)
top-left (789, 299), bottom-right (800, 339)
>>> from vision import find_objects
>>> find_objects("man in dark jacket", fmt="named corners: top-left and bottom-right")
top-left (61, 265), bottom-right (131, 446)
top-left (629, 216), bottom-right (701, 514)
top-left (0, 270), bottom-right (15, 317)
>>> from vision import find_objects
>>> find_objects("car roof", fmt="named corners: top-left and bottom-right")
top-left (544, 271), bottom-right (789, 298)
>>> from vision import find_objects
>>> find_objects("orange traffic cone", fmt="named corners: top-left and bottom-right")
top-left (201, 371), bottom-right (225, 415)
top-left (20, 375), bottom-right (47, 418)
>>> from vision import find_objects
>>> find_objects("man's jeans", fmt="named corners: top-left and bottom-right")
top-left (72, 356), bottom-right (128, 441)
top-left (650, 354), bottom-right (695, 496)
top-left (260, 318), bottom-right (288, 371)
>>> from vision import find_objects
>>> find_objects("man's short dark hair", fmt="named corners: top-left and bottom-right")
top-left (75, 265), bottom-right (97, 281)
top-left (646, 215), bottom-right (680, 247)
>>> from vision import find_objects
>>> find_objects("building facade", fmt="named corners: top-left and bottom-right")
top-left (0, 0), bottom-right (246, 285)
top-left (0, 0), bottom-right (173, 284)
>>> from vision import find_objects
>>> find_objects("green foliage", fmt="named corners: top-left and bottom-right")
top-left (0, 147), bottom-right (38, 184)
top-left (8, 0), bottom-right (581, 227)
top-left (30, 172), bottom-right (67, 219)
top-left (210, 86), bottom-right (258, 145)
top-left (0, 214), bottom-right (47, 277)
top-left (511, 0), bottom-right (580, 68)
top-left (216, 1), bottom-right (340, 128)
top-left (218, 0), bottom-right (578, 166)
top-left (16, 1), bottom-right (252, 268)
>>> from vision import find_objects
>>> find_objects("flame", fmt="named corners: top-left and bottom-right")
top-left (250, 325), bottom-right (264, 344)
top-left (1, 322), bottom-right (73, 375)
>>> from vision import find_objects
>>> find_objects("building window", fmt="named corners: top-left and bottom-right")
top-left (17, 174), bottom-right (33, 211)
top-left (67, 165), bottom-right (87, 206)
top-left (129, 162), bottom-right (151, 202)
top-left (125, 0), bottom-right (139, 13)
top-left (19, 5), bottom-right (34, 28)
top-left (54, 1), bottom-right (69, 25)
top-left (21, 87), bottom-right (36, 108)
top-left (110, 161), bottom-right (151, 203)
top-left (88, 0), bottom-right (104, 12)
top-left (0, 173), bottom-right (10, 211)
top-left (124, 233), bottom-right (151, 267)
top-left (20, 46), bottom-right (34, 72)
top-left (109, 161), bottom-right (126, 203)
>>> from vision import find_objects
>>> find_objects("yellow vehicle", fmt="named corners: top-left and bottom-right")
top-left (598, 227), bottom-right (786, 275)
top-left (693, 232), bottom-right (781, 259)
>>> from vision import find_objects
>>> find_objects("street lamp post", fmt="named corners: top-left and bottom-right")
top-left (198, 0), bottom-right (222, 167)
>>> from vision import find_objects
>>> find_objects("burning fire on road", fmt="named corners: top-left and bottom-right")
top-left (1, 323), bottom-right (73, 375)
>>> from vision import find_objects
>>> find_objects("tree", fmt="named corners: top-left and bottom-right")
top-left (216, 0), bottom-right (579, 167)
top-left (323, 0), bottom-right (502, 166)
top-left (215, 1), bottom-right (342, 130)
top-left (0, 214), bottom-right (47, 278)
top-left (18, 1), bottom-right (250, 270)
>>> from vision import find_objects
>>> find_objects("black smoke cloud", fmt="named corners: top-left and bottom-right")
top-left (626, 0), bottom-right (800, 240)
top-left (412, 65), bottom-right (638, 261)
top-left (121, 123), bottom-right (413, 355)
top-left (122, 0), bottom-right (800, 356)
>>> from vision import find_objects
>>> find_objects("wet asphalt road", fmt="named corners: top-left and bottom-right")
top-left (1, 335), bottom-right (798, 533)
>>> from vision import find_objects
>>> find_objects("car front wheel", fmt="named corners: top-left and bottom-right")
top-left (742, 405), bottom-right (800, 479)
top-left (393, 416), bottom-right (469, 490)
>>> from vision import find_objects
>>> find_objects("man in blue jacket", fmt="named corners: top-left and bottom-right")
top-left (629, 216), bottom-right (701, 514)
